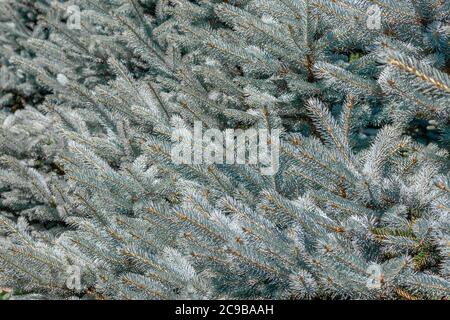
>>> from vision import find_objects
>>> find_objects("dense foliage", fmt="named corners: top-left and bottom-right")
top-left (0, 0), bottom-right (449, 300)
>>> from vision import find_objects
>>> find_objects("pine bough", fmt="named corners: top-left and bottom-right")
top-left (0, 0), bottom-right (449, 300)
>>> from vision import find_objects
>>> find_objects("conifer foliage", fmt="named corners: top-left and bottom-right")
top-left (0, 0), bottom-right (449, 299)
